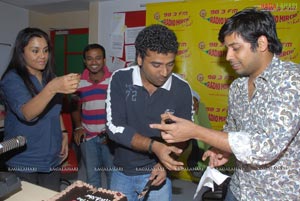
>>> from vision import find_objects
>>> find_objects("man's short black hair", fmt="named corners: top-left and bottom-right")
top-left (135, 24), bottom-right (179, 61)
top-left (83, 43), bottom-right (106, 60)
top-left (218, 7), bottom-right (282, 54)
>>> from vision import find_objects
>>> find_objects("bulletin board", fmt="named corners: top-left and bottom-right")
top-left (109, 11), bottom-right (146, 71)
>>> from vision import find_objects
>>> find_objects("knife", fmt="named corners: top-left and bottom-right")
top-left (137, 175), bottom-right (157, 199)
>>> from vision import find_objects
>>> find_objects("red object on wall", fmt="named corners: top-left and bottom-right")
top-left (124, 10), bottom-right (146, 27)
top-left (116, 10), bottom-right (146, 66)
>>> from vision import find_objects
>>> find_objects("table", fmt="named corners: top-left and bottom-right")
top-left (4, 181), bottom-right (58, 201)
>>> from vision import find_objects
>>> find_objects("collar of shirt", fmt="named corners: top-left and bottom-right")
top-left (256, 55), bottom-right (279, 82)
top-left (81, 65), bottom-right (111, 81)
top-left (235, 55), bottom-right (279, 90)
top-left (131, 65), bottom-right (172, 91)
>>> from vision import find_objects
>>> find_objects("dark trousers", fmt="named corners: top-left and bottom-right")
top-left (14, 171), bottom-right (61, 192)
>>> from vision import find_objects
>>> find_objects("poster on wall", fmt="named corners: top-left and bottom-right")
top-left (146, 0), bottom-right (300, 131)
top-left (108, 11), bottom-right (146, 72)
top-left (110, 12), bottom-right (125, 58)
top-left (146, 0), bottom-right (299, 182)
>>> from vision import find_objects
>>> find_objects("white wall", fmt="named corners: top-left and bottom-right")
top-left (98, 0), bottom-right (183, 57)
top-left (0, 0), bottom-right (182, 76)
top-left (29, 10), bottom-right (89, 34)
top-left (0, 2), bottom-right (28, 77)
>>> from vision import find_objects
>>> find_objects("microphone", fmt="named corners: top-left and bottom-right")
top-left (0, 136), bottom-right (26, 155)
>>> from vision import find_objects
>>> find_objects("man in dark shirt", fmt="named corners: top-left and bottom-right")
top-left (106, 24), bottom-right (193, 200)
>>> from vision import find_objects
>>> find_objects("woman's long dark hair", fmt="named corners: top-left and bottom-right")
top-left (1, 27), bottom-right (56, 96)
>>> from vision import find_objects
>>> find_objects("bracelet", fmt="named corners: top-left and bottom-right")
top-left (148, 139), bottom-right (154, 154)
top-left (61, 130), bottom-right (68, 133)
top-left (74, 126), bottom-right (84, 131)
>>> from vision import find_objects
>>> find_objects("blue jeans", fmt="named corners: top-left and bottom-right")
top-left (224, 187), bottom-right (239, 201)
top-left (110, 171), bottom-right (172, 201)
top-left (80, 135), bottom-right (114, 188)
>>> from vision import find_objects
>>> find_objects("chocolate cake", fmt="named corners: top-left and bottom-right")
top-left (47, 180), bottom-right (127, 201)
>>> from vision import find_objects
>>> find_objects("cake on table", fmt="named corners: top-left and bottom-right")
top-left (47, 180), bottom-right (127, 201)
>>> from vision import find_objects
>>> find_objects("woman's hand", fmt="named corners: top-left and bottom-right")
top-left (60, 132), bottom-right (69, 164)
top-left (48, 73), bottom-right (80, 95)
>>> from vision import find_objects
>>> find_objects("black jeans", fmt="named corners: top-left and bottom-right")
top-left (14, 171), bottom-right (61, 192)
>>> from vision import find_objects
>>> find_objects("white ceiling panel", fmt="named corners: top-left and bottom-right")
top-left (0, 0), bottom-right (111, 14)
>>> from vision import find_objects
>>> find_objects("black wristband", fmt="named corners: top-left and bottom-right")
top-left (61, 130), bottom-right (68, 133)
top-left (148, 139), bottom-right (154, 154)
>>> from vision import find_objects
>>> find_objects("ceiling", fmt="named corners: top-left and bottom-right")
top-left (0, 0), bottom-right (111, 14)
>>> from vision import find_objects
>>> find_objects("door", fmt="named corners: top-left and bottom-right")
top-left (50, 28), bottom-right (89, 76)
